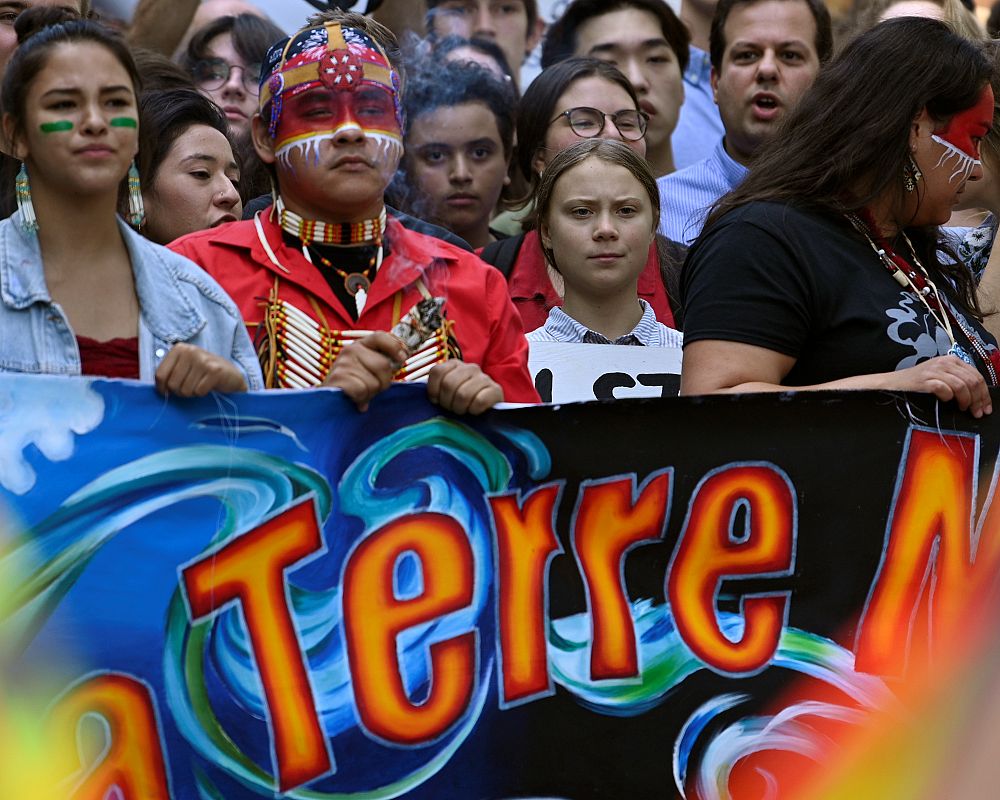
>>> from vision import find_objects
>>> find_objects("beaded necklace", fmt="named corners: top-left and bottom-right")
top-left (846, 212), bottom-right (999, 385)
top-left (276, 196), bottom-right (387, 315)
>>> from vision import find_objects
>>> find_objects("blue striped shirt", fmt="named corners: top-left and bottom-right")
top-left (657, 138), bottom-right (749, 245)
top-left (526, 301), bottom-right (683, 347)
top-left (672, 46), bottom-right (725, 170)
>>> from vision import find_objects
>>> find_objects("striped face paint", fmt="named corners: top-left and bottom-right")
top-left (260, 21), bottom-right (404, 169)
top-left (273, 84), bottom-right (402, 169)
top-left (39, 121), bottom-right (73, 134)
top-left (110, 117), bottom-right (138, 128)
top-left (931, 85), bottom-right (994, 184)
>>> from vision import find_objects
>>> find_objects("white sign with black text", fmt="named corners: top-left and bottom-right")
top-left (528, 342), bottom-right (682, 403)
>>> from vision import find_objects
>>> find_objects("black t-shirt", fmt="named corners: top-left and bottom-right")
top-left (681, 201), bottom-right (998, 386)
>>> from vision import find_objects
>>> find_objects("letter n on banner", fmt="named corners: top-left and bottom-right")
top-left (855, 428), bottom-right (977, 676)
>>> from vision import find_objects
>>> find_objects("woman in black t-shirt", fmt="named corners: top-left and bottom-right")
top-left (681, 18), bottom-right (997, 419)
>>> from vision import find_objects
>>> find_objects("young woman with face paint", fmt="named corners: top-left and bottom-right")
top-left (680, 18), bottom-right (997, 418)
top-left (0, 13), bottom-right (262, 393)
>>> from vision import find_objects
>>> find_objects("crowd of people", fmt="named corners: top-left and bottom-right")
top-left (0, 0), bottom-right (997, 421)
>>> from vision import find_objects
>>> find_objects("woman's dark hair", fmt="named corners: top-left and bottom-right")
top-left (532, 138), bottom-right (659, 272)
top-left (706, 17), bottom-right (991, 317)
top-left (137, 88), bottom-right (237, 192)
top-left (2, 9), bottom-right (138, 138)
top-left (540, 0), bottom-right (690, 74)
top-left (133, 47), bottom-right (195, 92)
top-left (181, 13), bottom-right (285, 78)
top-left (514, 57), bottom-right (640, 188)
top-left (432, 34), bottom-right (516, 87)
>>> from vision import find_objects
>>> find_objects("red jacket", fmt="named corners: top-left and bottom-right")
top-left (504, 230), bottom-right (675, 334)
top-left (169, 211), bottom-right (539, 403)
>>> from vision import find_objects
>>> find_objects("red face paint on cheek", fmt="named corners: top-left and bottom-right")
top-left (936, 85), bottom-right (994, 160)
top-left (273, 85), bottom-right (402, 161)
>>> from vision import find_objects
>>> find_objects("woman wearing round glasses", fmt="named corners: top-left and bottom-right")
top-left (181, 13), bottom-right (284, 138)
top-left (479, 57), bottom-right (684, 334)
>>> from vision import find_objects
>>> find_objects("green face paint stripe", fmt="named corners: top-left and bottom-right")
top-left (110, 117), bottom-right (138, 128)
top-left (40, 121), bottom-right (73, 133)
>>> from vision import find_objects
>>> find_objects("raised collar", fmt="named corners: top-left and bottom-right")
top-left (713, 137), bottom-right (751, 189)
top-left (546, 300), bottom-right (661, 345)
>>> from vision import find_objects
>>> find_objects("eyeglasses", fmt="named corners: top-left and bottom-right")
top-left (192, 58), bottom-right (262, 95)
top-left (550, 106), bottom-right (649, 142)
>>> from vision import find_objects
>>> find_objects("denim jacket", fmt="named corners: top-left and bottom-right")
top-left (0, 213), bottom-right (263, 389)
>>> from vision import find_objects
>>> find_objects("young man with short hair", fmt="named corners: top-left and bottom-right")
top-left (170, 11), bottom-right (538, 413)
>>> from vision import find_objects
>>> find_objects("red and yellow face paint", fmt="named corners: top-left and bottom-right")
top-left (259, 22), bottom-right (403, 171)
top-left (931, 85), bottom-right (994, 184)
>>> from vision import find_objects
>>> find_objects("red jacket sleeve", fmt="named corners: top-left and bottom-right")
top-left (481, 265), bottom-right (540, 403)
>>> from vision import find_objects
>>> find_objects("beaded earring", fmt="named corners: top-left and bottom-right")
top-left (126, 160), bottom-right (145, 229)
top-left (903, 155), bottom-right (922, 193)
top-left (14, 162), bottom-right (37, 234)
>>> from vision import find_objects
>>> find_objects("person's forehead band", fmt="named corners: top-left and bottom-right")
top-left (259, 22), bottom-right (400, 137)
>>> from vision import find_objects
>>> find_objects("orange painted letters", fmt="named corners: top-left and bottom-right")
top-left (855, 429), bottom-right (976, 675)
top-left (491, 484), bottom-right (562, 704)
top-left (182, 498), bottom-right (330, 792)
top-left (574, 472), bottom-right (670, 680)
top-left (48, 673), bottom-right (170, 800)
top-left (343, 512), bottom-right (476, 744)
top-left (668, 464), bottom-right (795, 674)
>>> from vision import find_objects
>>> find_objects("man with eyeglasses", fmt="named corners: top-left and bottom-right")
top-left (425, 0), bottom-right (543, 90)
top-left (657, 0), bottom-right (831, 245)
top-left (170, 10), bottom-right (538, 412)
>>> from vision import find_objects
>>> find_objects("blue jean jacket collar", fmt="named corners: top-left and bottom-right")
top-left (0, 213), bottom-right (206, 342)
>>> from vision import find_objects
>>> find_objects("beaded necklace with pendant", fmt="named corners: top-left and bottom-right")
top-left (845, 212), bottom-right (998, 385)
top-left (276, 196), bottom-right (387, 316)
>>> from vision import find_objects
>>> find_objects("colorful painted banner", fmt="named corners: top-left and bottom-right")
top-left (0, 374), bottom-right (997, 799)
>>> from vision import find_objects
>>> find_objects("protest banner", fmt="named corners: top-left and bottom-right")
top-left (0, 375), bottom-right (996, 799)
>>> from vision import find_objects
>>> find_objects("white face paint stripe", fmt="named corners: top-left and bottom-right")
top-left (275, 131), bottom-right (403, 170)
top-left (931, 134), bottom-right (981, 184)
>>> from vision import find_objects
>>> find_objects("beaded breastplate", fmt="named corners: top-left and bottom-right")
top-left (255, 281), bottom-right (462, 389)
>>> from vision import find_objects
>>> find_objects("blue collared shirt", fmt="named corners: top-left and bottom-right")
top-left (657, 138), bottom-right (750, 245)
top-left (0, 212), bottom-right (263, 387)
top-left (526, 301), bottom-right (683, 347)
top-left (671, 45), bottom-right (725, 170)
